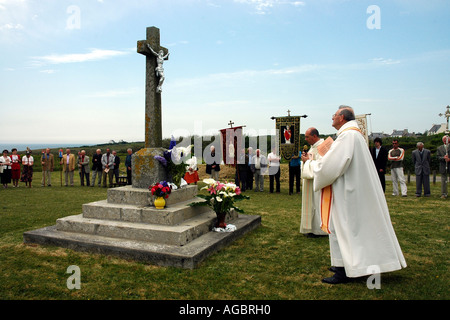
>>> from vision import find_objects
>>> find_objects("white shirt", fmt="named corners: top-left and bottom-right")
top-left (22, 155), bottom-right (34, 165)
top-left (0, 156), bottom-right (11, 170)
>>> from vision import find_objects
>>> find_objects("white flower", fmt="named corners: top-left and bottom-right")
top-left (203, 178), bottom-right (216, 185)
top-left (215, 196), bottom-right (223, 202)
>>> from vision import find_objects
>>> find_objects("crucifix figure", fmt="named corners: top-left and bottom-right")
top-left (137, 26), bottom-right (169, 148)
top-left (439, 105), bottom-right (450, 134)
top-left (147, 44), bottom-right (169, 93)
top-left (228, 120), bottom-right (234, 128)
top-left (287, 109), bottom-right (291, 116)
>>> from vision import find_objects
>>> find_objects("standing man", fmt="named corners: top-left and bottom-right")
top-left (41, 148), bottom-right (54, 187)
top-left (437, 135), bottom-right (450, 199)
top-left (311, 105), bottom-right (406, 284)
top-left (78, 150), bottom-right (90, 187)
top-left (268, 147), bottom-right (281, 193)
top-left (235, 148), bottom-right (248, 192)
top-left (388, 139), bottom-right (407, 197)
top-left (60, 149), bottom-right (75, 187)
top-left (289, 148), bottom-right (301, 195)
top-left (370, 138), bottom-right (388, 193)
top-left (125, 148), bottom-right (133, 185)
top-left (246, 147), bottom-right (254, 190)
top-left (300, 127), bottom-right (328, 237)
top-left (101, 148), bottom-right (115, 188)
top-left (91, 149), bottom-right (102, 187)
top-left (205, 146), bottom-right (220, 181)
top-left (251, 149), bottom-right (267, 192)
top-left (112, 150), bottom-right (120, 185)
top-left (411, 142), bottom-right (431, 197)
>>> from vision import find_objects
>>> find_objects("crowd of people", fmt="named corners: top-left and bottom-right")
top-left (0, 147), bottom-right (134, 189)
top-left (370, 135), bottom-right (450, 199)
top-left (1, 106), bottom-right (448, 286)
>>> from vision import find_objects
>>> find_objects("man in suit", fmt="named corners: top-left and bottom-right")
top-left (101, 148), bottom-right (115, 188)
top-left (437, 135), bottom-right (450, 198)
top-left (78, 150), bottom-right (90, 186)
top-left (41, 148), bottom-right (54, 187)
top-left (370, 137), bottom-right (388, 192)
top-left (125, 148), bottom-right (133, 185)
top-left (60, 148), bottom-right (76, 186)
top-left (90, 149), bottom-right (102, 187)
top-left (412, 142), bottom-right (431, 197)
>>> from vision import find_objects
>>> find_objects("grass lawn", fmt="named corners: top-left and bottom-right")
top-left (0, 167), bottom-right (448, 301)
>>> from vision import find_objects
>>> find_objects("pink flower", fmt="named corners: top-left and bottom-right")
top-left (208, 186), bottom-right (217, 194)
top-left (235, 187), bottom-right (241, 195)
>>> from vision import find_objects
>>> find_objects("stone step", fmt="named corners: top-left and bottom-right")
top-left (23, 214), bottom-right (262, 269)
top-left (106, 185), bottom-right (198, 206)
top-left (82, 197), bottom-right (210, 226)
top-left (55, 210), bottom-right (238, 246)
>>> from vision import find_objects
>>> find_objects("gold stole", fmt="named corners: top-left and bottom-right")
top-left (320, 127), bottom-right (362, 234)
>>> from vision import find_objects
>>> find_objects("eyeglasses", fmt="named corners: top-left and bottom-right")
top-left (332, 113), bottom-right (342, 119)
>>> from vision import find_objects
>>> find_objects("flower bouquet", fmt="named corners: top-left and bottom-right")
top-left (190, 178), bottom-right (249, 229)
top-left (149, 181), bottom-right (172, 209)
top-left (154, 139), bottom-right (193, 188)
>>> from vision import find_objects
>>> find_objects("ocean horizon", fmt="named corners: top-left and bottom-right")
top-left (0, 143), bottom-right (95, 153)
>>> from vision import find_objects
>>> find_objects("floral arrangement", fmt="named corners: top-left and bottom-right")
top-left (190, 178), bottom-right (249, 228)
top-left (149, 181), bottom-right (172, 199)
top-left (154, 137), bottom-right (193, 187)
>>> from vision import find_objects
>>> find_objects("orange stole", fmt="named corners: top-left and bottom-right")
top-left (319, 126), bottom-right (362, 234)
top-left (320, 185), bottom-right (332, 233)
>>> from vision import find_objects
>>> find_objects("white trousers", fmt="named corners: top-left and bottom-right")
top-left (391, 167), bottom-right (407, 196)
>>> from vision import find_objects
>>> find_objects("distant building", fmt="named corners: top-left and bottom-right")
top-left (369, 132), bottom-right (389, 140)
top-left (427, 123), bottom-right (447, 135)
top-left (391, 129), bottom-right (409, 137)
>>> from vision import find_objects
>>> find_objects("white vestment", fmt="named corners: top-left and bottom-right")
top-left (300, 139), bottom-right (328, 235)
top-left (312, 120), bottom-right (407, 278)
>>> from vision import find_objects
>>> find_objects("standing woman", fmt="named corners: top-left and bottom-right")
top-left (10, 148), bottom-right (21, 187)
top-left (0, 149), bottom-right (12, 188)
top-left (21, 150), bottom-right (34, 188)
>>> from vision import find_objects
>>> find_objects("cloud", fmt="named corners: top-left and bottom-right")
top-left (31, 48), bottom-right (130, 65)
top-left (370, 57), bottom-right (401, 65)
top-left (234, 0), bottom-right (305, 15)
top-left (39, 69), bottom-right (56, 74)
top-left (0, 23), bottom-right (24, 31)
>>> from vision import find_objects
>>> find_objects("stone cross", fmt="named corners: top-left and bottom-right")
top-left (137, 26), bottom-right (169, 148)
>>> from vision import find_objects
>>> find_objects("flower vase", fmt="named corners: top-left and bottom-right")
top-left (215, 212), bottom-right (227, 228)
top-left (154, 197), bottom-right (166, 209)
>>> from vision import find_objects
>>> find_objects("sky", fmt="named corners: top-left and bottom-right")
top-left (1, 0), bottom-right (449, 146)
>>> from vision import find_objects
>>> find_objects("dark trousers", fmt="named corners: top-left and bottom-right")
top-left (80, 168), bottom-right (90, 186)
top-left (377, 171), bottom-right (386, 192)
top-left (127, 168), bottom-right (132, 185)
top-left (235, 169), bottom-right (247, 191)
top-left (289, 165), bottom-right (300, 194)
top-left (416, 173), bottom-right (430, 196)
top-left (246, 168), bottom-right (253, 190)
top-left (269, 170), bottom-right (280, 193)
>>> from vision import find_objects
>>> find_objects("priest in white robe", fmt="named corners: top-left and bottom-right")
top-left (300, 127), bottom-right (328, 237)
top-left (312, 105), bottom-right (407, 284)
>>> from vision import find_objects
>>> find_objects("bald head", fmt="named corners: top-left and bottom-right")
top-left (305, 127), bottom-right (320, 146)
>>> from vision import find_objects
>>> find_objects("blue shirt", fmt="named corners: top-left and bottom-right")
top-left (289, 151), bottom-right (301, 167)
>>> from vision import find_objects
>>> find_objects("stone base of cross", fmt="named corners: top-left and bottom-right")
top-left (131, 148), bottom-right (168, 189)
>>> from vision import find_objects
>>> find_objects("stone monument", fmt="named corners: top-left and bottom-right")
top-left (132, 26), bottom-right (169, 189)
top-left (23, 26), bottom-right (261, 268)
